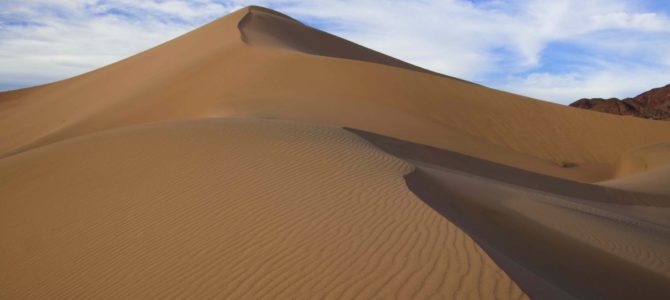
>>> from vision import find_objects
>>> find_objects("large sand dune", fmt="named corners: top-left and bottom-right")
top-left (1, 5), bottom-right (670, 299)
top-left (0, 118), bottom-right (525, 299)
top-left (2, 6), bottom-right (670, 181)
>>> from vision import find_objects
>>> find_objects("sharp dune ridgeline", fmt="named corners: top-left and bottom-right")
top-left (1, 5), bottom-right (669, 299)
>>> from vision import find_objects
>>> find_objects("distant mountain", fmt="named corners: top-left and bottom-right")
top-left (570, 84), bottom-right (670, 120)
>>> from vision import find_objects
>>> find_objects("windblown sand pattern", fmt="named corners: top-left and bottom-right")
top-left (350, 128), bottom-right (670, 299)
top-left (2, 4), bottom-right (670, 299)
top-left (0, 118), bottom-right (525, 299)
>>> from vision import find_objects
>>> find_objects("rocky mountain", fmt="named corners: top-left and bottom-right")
top-left (570, 84), bottom-right (670, 120)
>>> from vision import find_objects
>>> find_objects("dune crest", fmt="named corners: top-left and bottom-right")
top-left (599, 164), bottom-right (670, 197)
top-left (596, 143), bottom-right (670, 197)
top-left (1, 6), bottom-right (670, 182)
top-left (349, 128), bottom-right (670, 299)
top-left (2, 5), bottom-right (670, 299)
top-left (613, 142), bottom-right (670, 177)
top-left (0, 118), bottom-right (526, 299)
top-left (238, 6), bottom-right (447, 77)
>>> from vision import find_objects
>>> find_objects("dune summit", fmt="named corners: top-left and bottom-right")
top-left (3, 6), bottom-right (670, 181)
top-left (1, 6), bottom-right (670, 299)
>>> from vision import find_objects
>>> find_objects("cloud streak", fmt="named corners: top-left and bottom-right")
top-left (1, 0), bottom-right (669, 103)
top-left (0, 0), bottom-right (237, 90)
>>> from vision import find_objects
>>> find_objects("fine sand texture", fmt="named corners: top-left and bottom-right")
top-left (2, 5), bottom-right (670, 299)
top-left (0, 118), bottom-right (526, 299)
top-left (2, 6), bottom-right (670, 182)
top-left (349, 128), bottom-right (670, 299)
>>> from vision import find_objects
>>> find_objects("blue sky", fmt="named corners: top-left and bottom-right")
top-left (1, 0), bottom-right (669, 103)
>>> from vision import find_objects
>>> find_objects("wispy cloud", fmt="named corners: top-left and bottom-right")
top-left (1, 0), bottom-right (669, 103)
top-left (0, 0), bottom-right (237, 90)
top-left (267, 0), bottom-right (670, 102)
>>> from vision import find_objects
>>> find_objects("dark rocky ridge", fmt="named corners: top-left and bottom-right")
top-left (570, 84), bottom-right (670, 120)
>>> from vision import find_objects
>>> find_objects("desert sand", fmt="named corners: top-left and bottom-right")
top-left (351, 128), bottom-right (670, 299)
top-left (0, 119), bottom-right (525, 299)
top-left (1, 5), bottom-right (669, 299)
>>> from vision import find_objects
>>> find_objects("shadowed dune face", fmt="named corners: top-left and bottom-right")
top-left (1, 5), bottom-right (670, 299)
top-left (1, 6), bottom-right (670, 181)
top-left (238, 6), bottom-right (445, 77)
top-left (0, 118), bottom-right (526, 299)
top-left (405, 167), bottom-right (670, 300)
top-left (348, 128), bottom-right (670, 299)
top-left (346, 128), bottom-right (670, 207)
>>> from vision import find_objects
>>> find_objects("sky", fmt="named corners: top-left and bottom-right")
top-left (1, 0), bottom-right (670, 104)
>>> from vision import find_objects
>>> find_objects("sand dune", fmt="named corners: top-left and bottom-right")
top-left (612, 142), bottom-right (670, 177)
top-left (350, 129), bottom-right (670, 299)
top-left (2, 5), bottom-right (670, 299)
top-left (238, 6), bottom-right (445, 77)
top-left (599, 165), bottom-right (670, 197)
top-left (0, 118), bottom-right (525, 299)
top-left (408, 165), bottom-right (670, 299)
top-left (2, 6), bottom-right (670, 182)
top-left (596, 142), bottom-right (670, 197)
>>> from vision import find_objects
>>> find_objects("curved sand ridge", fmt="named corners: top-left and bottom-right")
top-left (237, 6), bottom-right (450, 78)
top-left (0, 118), bottom-right (526, 299)
top-left (1, 5), bottom-right (669, 298)
top-left (596, 142), bottom-right (670, 197)
top-left (1, 6), bottom-right (670, 181)
top-left (349, 129), bottom-right (670, 299)
top-left (613, 142), bottom-right (670, 177)
top-left (599, 165), bottom-right (670, 197)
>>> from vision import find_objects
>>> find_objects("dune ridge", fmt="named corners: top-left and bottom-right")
top-left (0, 118), bottom-right (526, 299)
top-left (2, 6), bottom-right (670, 182)
top-left (349, 128), bottom-right (670, 299)
top-left (598, 165), bottom-right (670, 198)
top-left (1, 5), bottom-right (670, 299)
top-left (238, 6), bottom-right (451, 78)
top-left (595, 142), bottom-right (670, 197)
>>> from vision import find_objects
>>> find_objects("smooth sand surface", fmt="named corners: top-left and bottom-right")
top-left (2, 6), bottom-right (670, 182)
top-left (599, 165), bottom-right (670, 197)
top-left (2, 5), bottom-right (670, 299)
top-left (0, 118), bottom-right (525, 299)
top-left (597, 142), bottom-right (670, 197)
top-left (613, 142), bottom-right (670, 177)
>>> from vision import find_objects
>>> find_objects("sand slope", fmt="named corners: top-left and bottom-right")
top-left (2, 5), bottom-right (670, 299)
top-left (238, 6), bottom-right (445, 77)
top-left (2, 6), bottom-right (670, 181)
top-left (350, 129), bottom-right (670, 299)
top-left (599, 165), bottom-right (670, 197)
top-left (597, 142), bottom-right (670, 197)
top-left (0, 118), bottom-right (525, 299)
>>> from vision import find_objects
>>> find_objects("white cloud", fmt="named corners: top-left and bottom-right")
top-left (502, 64), bottom-right (670, 103)
top-left (267, 0), bottom-right (670, 102)
top-left (269, 0), bottom-right (669, 70)
top-left (590, 12), bottom-right (669, 30)
top-left (1, 0), bottom-right (669, 103)
top-left (0, 0), bottom-right (238, 89)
